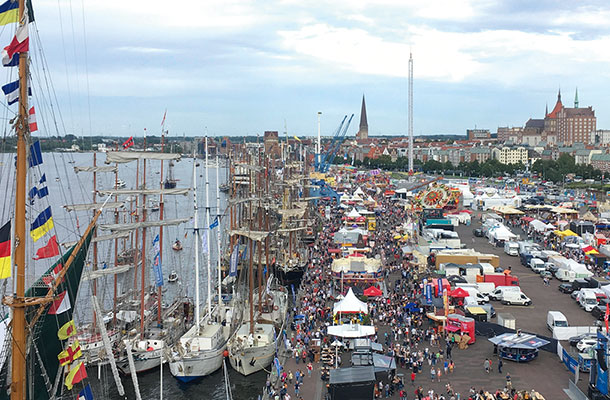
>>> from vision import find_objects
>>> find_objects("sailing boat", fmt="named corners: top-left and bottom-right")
top-left (168, 141), bottom-right (240, 382)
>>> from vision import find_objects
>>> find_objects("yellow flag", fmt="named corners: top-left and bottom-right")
top-left (57, 320), bottom-right (76, 340)
top-left (64, 361), bottom-right (86, 390)
top-left (293, 136), bottom-right (301, 142)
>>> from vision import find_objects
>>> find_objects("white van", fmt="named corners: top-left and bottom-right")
top-left (501, 291), bottom-right (532, 306)
top-left (463, 287), bottom-right (489, 304)
top-left (529, 258), bottom-right (546, 273)
top-left (547, 311), bottom-right (568, 331)
top-left (504, 242), bottom-right (519, 256)
top-left (475, 282), bottom-right (495, 295)
top-left (489, 286), bottom-right (521, 301)
top-left (578, 290), bottom-right (598, 312)
top-left (555, 268), bottom-right (576, 282)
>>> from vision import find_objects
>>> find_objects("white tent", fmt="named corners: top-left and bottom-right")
top-left (488, 224), bottom-right (516, 242)
top-left (327, 324), bottom-right (376, 338)
top-left (353, 187), bottom-right (366, 197)
top-left (347, 208), bottom-right (362, 219)
top-left (530, 219), bottom-right (554, 232)
top-left (333, 288), bottom-right (368, 315)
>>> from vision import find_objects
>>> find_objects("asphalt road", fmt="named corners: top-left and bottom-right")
top-left (455, 221), bottom-right (597, 334)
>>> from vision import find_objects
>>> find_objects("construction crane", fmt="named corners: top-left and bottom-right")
top-left (316, 114), bottom-right (354, 173)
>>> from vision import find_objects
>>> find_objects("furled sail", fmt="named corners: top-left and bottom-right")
top-left (61, 231), bottom-right (130, 248)
top-left (230, 229), bottom-right (269, 241)
top-left (63, 202), bottom-right (125, 211)
top-left (105, 151), bottom-right (181, 164)
top-left (100, 217), bottom-right (191, 232)
top-left (83, 264), bottom-right (134, 280)
top-left (73, 165), bottom-right (118, 173)
top-left (98, 188), bottom-right (189, 196)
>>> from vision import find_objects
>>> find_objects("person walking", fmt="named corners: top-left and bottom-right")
top-left (484, 358), bottom-right (490, 373)
top-left (411, 371), bottom-right (416, 385)
top-left (430, 367), bottom-right (435, 382)
top-left (506, 373), bottom-right (512, 391)
top-left (437, 368), bottom-right (442, 382)
top-left (498, 358), bottom-right (503, 374)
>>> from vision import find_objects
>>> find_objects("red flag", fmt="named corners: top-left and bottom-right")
top-left (42, 263), bottom-right (63, 287)
top-left (605, 303), bottom-right (609, 333)
top-left (4, 9), bottom-right (29, 60)
top-left (161, 110), bottom-right (166, 126)
top-left (34, 235), bottom-right (58, 260)
top-left (48, 290), bottom-right (71, 315)
top-left (122, 136), bottom-right (134, 149)
top-left (28, 106), bottom-right (37, 132)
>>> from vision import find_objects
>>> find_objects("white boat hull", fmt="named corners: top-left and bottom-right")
top-left (169, 346), bottom-right (226, 383)
top-left (229, 341), bottom-right (275, 376)
top-left (118, 348), bottom-right (164, 375)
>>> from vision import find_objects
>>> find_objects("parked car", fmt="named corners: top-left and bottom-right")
top-left (540, 271), bottom-right (553, 280)
top-left (473, 228), bottom-right (484, 237)
top-left (569, 333), bottom-right (596, 347)
top-left (558, 283), bottom-right (573, 293)
top-left (592, 305), bottom-right (607, 321)
top-left (577, 338), bottom-right (598, 353)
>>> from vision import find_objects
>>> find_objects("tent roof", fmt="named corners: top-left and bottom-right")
top-left (363, 286), bottom-right (383, 297)
top-left (327, 324), bottom-right (376, 338)
top-left (333, 287), bottom-right (368, 314)
top-left (329, 366), bottom-right (376, 385)
top-left (347, 208), bottom-right (362, 218)
top-left (449, 288), bottom-right (469, 298)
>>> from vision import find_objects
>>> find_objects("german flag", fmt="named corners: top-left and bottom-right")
top-left (0, 220), bottom-right (10, 279)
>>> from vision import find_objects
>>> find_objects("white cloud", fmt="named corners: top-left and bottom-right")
top-left (114, 46), bottom-right (176, 54)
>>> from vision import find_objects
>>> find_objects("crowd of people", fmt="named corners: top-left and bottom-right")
top-left (264, 178), bottom-right (541, 400)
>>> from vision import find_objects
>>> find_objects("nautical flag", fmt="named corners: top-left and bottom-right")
top-left (0, 0), bottom-right (18, 26)
top-left (161, 109), bottom-right (166, 126)
top-left (151, 234), bottom-right (163, 287)
top-left (293, 136), bottom-right (301, 142)
top-left (201, 229), bottom-right (209, 254)
top-left (28, 106), bottom-right (37, 131)
top-left (58, 319), bottom-right (76, 340)
top-left (29, 140), bottom-right (43, 167)
top-left (34, 235), bottom-right (59, 260)
top-left (0, 220), bottom-right (10, 279)
top-left (78, 385), bottom-right (93, 400)
top-left (2, 79), bottom-right (31, 105)
top-left (209, 217), bottom-right (219, 230)
top-left (42, 263), bottom-right (63, 287)
top-left (28, 173), bottom-right (48, 204)
top-left (1, 50), bottom-right (17, 66)
top-left (64, 361), bottom-right (87, 390)
top-left (229, 244), bottom-right (239, 277)
top-left (48, 290), bottom-right (71, 315)
top-left (122, 136), bottom-right (134, 149)
top-left (58, 340), bottom-right (82, 366)
top-left (30, 206), bottom-right (53, 242)
top-left (4, 5), bottom-right (28, 58)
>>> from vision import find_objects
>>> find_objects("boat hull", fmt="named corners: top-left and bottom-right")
top-left (117, 348), bottom-right (164, 375)
top-left (228, 342), bottom-right (275, 376)
top-left (169, 346), bottom-right (226, 382)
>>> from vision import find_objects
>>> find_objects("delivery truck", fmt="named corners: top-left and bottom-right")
top-left (483, 273), bottom-right (519, 287)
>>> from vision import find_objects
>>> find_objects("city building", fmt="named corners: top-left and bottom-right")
top-left (356, 95), bottom-right (368, 140)
top-left (590, 153), bottom-right (610, 173)
top-left (492, 146), bottom-right (528, 165)
top-left (467, 129), bottom-right (490, 140)
top-left (574, 148), bottom-right (602, 165)
top-left (591, 130), bottom-right (610, 146)
top-left (264, 130), bottom-right (281, 158)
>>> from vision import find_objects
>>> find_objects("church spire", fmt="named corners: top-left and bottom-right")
top-left (357, 94), bottom-right (368, 140)
top-left (574, 87), bottom-right (579, 108)
top-left (545, 103), bottom-right (548, 117)
top-left (558, 87), bottom-right (561, 102)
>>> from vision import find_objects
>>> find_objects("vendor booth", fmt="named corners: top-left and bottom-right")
top-left (445, 313), bottom-right (475, 344)
top-left (488, 332), bottom-right (550, 362)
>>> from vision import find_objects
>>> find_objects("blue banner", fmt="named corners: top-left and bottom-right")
top-left (437, 278), bottom-right (443, 296)
top-left (425, 284), bottom-right (433, 305)
top-left (229, 244), bottom-right (239, 277)
top-left (152, 234), bottom-right (163, 287)
top-left (562, 348), bottom-right (578, 373)
top-left (209, 217), bottom-right (219, 229)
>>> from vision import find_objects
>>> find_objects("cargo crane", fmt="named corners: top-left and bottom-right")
top-left (316, 114), bottom-right (354, 173)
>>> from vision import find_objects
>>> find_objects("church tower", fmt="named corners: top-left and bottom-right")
top-left (357, 95), bottom-right (368, 140)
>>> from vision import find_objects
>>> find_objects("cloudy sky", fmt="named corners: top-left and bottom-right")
top-left (19, 0), bottom-right (610, 137)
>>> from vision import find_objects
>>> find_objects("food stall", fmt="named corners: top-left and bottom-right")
top-left (488, 332), bottom-right (550, 363)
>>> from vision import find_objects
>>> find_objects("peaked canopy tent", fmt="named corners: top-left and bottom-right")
top-left (448, 288), bottom-right (469, 298)
top-left (487, 224), bottom-right (516, 242)
top-left (363, 286), bottom-right (382, 297)
top-left (333, 288), bottom-right (369, 315)
top-left (347, 208), bottom-right (362, 219)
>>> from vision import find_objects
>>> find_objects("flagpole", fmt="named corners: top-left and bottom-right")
top-left (11, 0), bottom-right (28, 395)
top-left (205, 135), bottom-right (212, 317)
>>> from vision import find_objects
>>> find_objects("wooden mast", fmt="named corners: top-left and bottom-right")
top-left (158, 129), bottom-right (165, 324)
top-left (11, 0), bottom-right (28, 395)
top-left (92, 153), bottom-right (98, 329)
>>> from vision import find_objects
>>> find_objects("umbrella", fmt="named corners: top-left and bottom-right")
top-left (448, 288), bottom-right (469, 298)
top-left (331, 339), bottom-right (344, 347)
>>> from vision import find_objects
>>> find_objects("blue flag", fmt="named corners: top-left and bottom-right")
top-left (2, 79), bottom-right (31, 105)
top-left (29, 140), bottom-right (43, 167)
top-left (209, 217), bottom-right (219, 229)
top-left (229, 244), bottom-right (239, 277)
top-left (78, 384), bottom-right (94, 400)
top-left (151, 234), bottom-right (163, 287)
top-left (28, 174), bottom-right (48, 204)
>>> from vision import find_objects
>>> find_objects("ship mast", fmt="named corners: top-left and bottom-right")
top-left (12, 0), bottom-right (29, 395)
